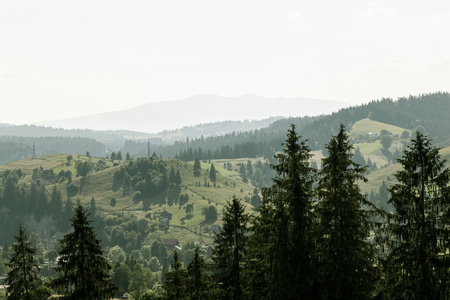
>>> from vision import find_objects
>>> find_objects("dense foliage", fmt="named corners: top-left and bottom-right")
top-left (379, 132), bottom-right (450, 299)
top-left (51, 206), bottom-right (118, 299)
top-left (121, 92), bottom-right (450, 162)
top-left (1, 116), bottom-right (450, 298)
top-left (0, 136), bottom-right (106, 158)
top-left (316, 125), bottom-right (377, 298)
top-left (212, 196), bottom-right (249, 299)
top-left (6, 225), bottom-right (49, 300)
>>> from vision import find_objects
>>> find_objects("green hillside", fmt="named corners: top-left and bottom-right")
top-left (349, 118), bottom-right (409, 138)
top-left (350, 118), bottom-right (410, 168)
top-left (0, 154), bottom-right (113, 177)
top-left (350, 118), bottom-right (450, 194)
top-left (359, 144), bottom-right (450, 194)
top-left (0, 154), bottom-right (256, 247)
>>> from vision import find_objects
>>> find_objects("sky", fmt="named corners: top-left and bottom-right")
top-left (1, 0), bottom-right (450, 125)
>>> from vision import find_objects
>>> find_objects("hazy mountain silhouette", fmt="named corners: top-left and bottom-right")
top-left (34, 94), bottom-right (349, 133)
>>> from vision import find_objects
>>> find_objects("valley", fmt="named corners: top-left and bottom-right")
top-left (2, 92), bottom-right (450, 299)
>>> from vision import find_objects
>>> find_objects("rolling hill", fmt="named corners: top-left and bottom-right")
top-left (2, 92), bottom-right (450, 255)
top-left (0, 154), bottom-right (257, 247)
top-left (33, 94), bottom-right (349, 133)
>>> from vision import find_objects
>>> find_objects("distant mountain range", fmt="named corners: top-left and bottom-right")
top-left (33, 94), bottom-right (350, 133)
top-left (0, 117), bottom-right (284, 147)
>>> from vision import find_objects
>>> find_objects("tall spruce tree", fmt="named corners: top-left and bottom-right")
top-left (6, 225), bottom-right (43, 300)
top-left (316, 124), bottom-right (377, 299)
top-left (209, 163), bottom-right (216, 182)
top-left (194, 158), bottom-right (202, 177)
top-left (212, 196), bottom-right (249, 299)
top-left (169, 166), bottom-right (176, 185)
top-left (244, 202), bottom-right (272, 299)
top-left (381, 132), bottom-right (450, 299)
top-left (186, 246), bottom-right (211, 300)
top-left (163, 251), bottom-right (187, 299)
top-left (50, 185), bottom-right (63, 216)
top-left (89, 196), bottom-right (97, 217)
top-left (51, 206), bottom-right (118, 299)
top-left (248, 124), bottom-right (316, 299)
top-left (176, 169), bottom-right (182, 185)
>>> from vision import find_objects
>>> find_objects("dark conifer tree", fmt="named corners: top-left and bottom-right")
top-left (61, 198), bottom-right (73, 232)
top-left (238, 164), bottom-right (246, 176)
top-left (353, 146), bottom-right (366, 168)
top-left (176, 169), bottom-right (182, 185)
top-left (248, 124), bottom-right (316, 299)
top-left (212, 196), bottom-right (249, 300)
top-left (381, 132), bottom-right (450, 299)
top-left (246, 160), bottom-right (253, 176)
top-left (316, 124), bottom-right (377, 299)
top-left (35, 184), bottom-right (49, 220)
top-left (3, 174), bottom-right (19, 213)
top-left (160, 171), bottom-right (169, 191)
top-left (112, 262), bottom-right (131, 296)
top-left (250, 188), bottom-right (261, 208)
top-left (89, 196), bottom-right (97, 217)
top-left (244, 202), bottom-right (271, 299)
top-left (51, 185), bottom-right (63, 216)
top-left (51, 206), bottom-right (118, 299)
top-left (163, 251), bottom-right (187, 299)
top-left (194, 158), bottom-right (202, 177)
top-left (169, 166), bottom-right (176, 184)
top-left (209, 163), bottom-right (216, 182)
top-left (186, 246), bottom-right (210, 300)
top-left (6, 225), bottom-right (44, 300)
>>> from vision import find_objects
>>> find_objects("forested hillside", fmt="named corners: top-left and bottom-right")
top-left (2, 93), bottom-right (448, 167)
top-left (0, 118), bottom-right (283, 165)
top-left (126, 92), bottom-right (450, 162)
top-left (0, 136), bottom-right (106, 164)
top-left (2, 124), bottom-right (449, 299)
top-left (299, 92), bottom-right (450, 149)
top-left (0, 153), bottom-right (256, 250)
top-left (124, 116), bottom-right (320, 160)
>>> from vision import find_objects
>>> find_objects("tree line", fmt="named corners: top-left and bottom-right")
top-left (0, 136), bottom-right (106, 164)
top-left (122, 92), bottom-right (450, 165)
top-left (163, 124), bottom-right (450, 299)
top-left (2, 124), bottom-right (450, 299)
top-left (112, 157), bottom-right (184, 210)
top-left (4, 206), bottom-right (118, 299)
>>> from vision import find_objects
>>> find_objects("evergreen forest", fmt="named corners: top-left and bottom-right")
top-left (1, 93), bottom-right (450, 299)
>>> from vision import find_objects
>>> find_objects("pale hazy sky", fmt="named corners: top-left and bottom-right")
top-left (1, 0), bottom-right (449, 125)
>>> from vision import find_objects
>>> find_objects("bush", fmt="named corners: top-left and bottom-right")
top-left (380, 135), bottom-right (393, 149)
top-left (132, 191), bottom-right (142, 204)
top-left (66, 183), bottom-right (79, 197)
top-left (201, 205), bottom-right (218, 222)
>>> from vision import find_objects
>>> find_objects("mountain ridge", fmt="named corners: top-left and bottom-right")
top-left (32, 94), bottom-right (349, 133)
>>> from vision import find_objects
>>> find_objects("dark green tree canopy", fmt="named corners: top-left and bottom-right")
top-left (202, 205), bottom-right (218, 222)
top-left (163, 251), bottom-right (187, 300)
top-left (249, 124), bottom-right (317, 299)
top-left (209, 163), bottom-right (216, 182)
top-left (186, 246), bottom-right (211, 300)
top-left (381, 131), bottom-right (450, 299)
top-left (51, 206), bottom-right (118, 299)
top-left (193, 158), bottom-right (201, 177)
top-left (317, 124), bottom-right (376, 299)
top-left (212, 196), bottom-right (249, 300)
top-left (6, 225), bottom-right (45, 300)
top-left (380, 134), bottom-right (393, 149)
